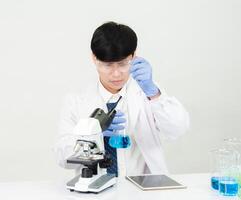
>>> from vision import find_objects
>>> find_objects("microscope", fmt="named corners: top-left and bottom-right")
top-left (66, 97), bottom-right (122, 193)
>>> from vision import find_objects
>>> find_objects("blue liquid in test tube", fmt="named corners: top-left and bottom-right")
top-left (211, 177), bottom-right (219, 190)
top-left (219, 177), bottom-right (238, 196)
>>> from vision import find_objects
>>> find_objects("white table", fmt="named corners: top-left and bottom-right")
top-left (0, 173), bottom-right (239, 200)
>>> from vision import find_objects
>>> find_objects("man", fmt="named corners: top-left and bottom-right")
top-left (55, 21), bottom-right (189, 177)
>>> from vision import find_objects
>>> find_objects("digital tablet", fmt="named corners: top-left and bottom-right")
top-left (126, 174), bottom-right (187, 191)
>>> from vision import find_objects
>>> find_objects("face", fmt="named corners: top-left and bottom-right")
top-left (93, 54), bottom-right (134, 94)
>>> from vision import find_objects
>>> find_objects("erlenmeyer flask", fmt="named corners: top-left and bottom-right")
top-left (109, 129), bottom-right (131, 149)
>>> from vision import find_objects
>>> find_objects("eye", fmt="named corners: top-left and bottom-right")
top-left (118, 62), bottom-right (127, 67)
top-left (106, 63), bottom-right (112, 67)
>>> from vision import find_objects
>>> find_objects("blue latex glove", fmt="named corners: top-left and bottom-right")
top-left (102, 110), bottom-right (126, 137)
top-left (130, 57), bottom-right (159, 97)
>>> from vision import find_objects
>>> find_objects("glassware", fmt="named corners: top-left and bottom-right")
top-left (224, 138), bottom-right (241, 198)
top-left (210, 149), bottom-right (221, 190)
top-left (209, 148), bottom-right (239, 196)
top-left (218, 148), bottom-right (238, 196)
top-left (109, 128), bottom-right (131, 149)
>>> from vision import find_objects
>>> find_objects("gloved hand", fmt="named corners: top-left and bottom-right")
top-left (102, 110), bottom-right (126, 137)
top-left (130, 57), bottom-right (159, 97)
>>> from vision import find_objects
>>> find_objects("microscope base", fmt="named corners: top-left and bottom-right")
top-left (66, 173), bottom-right (116, 193)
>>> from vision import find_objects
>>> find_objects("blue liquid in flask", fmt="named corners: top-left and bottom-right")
top-left (211, 177), bottom-right (219, 190)
top-left (109, 135), bottom-right (131, 148)
top-left (219, 177), bottom-right (238, 196)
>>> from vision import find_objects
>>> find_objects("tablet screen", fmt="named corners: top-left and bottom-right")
top-left (126, 174), bottom-right (186, 190)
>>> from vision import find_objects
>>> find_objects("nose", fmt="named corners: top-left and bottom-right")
top-left (112, 65), bottom-right (122, 77)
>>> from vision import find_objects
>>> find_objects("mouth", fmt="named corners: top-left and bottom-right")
top-left (110, 80), bottom-right (124, 85)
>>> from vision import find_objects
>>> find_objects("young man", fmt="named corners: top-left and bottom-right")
top-left (55, 22), bottom-right (189, 177)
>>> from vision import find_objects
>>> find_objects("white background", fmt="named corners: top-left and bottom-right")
top-left (0, 0), bottom-right (240, 181)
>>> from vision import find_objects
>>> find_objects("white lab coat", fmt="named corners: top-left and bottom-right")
top-left (54, 77), bottom-right (189, 174)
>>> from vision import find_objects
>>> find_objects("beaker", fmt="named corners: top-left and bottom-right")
top-left (210, 148), bottom-right (239, 196)
top-left (224, 138), bottom-right (241, 198)
top-left (209, 149), bottom-right (221, 190)
top-left (218, 148), bottom-right (238, 196)
top-left (109, 129), bottom-right (131, 149)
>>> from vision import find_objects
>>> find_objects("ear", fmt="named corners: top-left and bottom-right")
top-left (132, 51), bottom-right (137, 59)
top-left (91, 53), bottom-right (97, 65)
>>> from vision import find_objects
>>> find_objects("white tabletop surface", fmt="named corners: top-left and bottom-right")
top-left (0, 173), bottom-right (239, 200)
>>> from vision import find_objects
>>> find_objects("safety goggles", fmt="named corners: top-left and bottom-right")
top-left (96, 58), bottom-right (132, 73)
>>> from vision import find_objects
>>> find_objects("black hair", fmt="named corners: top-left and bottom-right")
top-left (91, 21), bottom-right (137, 62)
